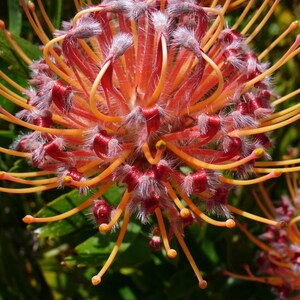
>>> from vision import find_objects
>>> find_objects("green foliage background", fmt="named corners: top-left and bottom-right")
top-left (0, 1), bottom-right (299, 299)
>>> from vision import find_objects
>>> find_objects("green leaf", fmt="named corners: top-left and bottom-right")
top-left (0, 4), bottom-right (42, 111)
top-left (8, 159), bottom-right (35, 173)
top-left (167, 269), bottom-right (198, 300)
top-left (30, 189), bottom-right (93, 239)
top-left (117, 235), bottom-right (152, 268)
top-left (103, 184), bottom-right (125, 205)
top-left (8, 0), bottom-right (22, 36)
top-left (67, 219), bottom-right (143, 268)
top-left (280, 126), bottom-right (298, 153)
top-left (51, 0), bottom-right (63, 29)
top-left (201, 239), bottom-right (219, 264)
top-left (75, 234), bottom-right (118, 256)
top-left (63, 254), bottom-right (104, 268)
top-left (0, 30), bottom-right (41, 77)
top-left (75, 222), bottom-right (141, 256)
top-left (0, 130), bottom-right (15, 139)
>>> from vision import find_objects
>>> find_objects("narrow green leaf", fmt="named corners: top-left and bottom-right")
top-left (0, 30), bottom-right (41, 79)
top-left (30, 190), bottom-right (93, 238)
top-left (0, 130), bottom-right (15, 139)
top-left (201, 239), bottom-right (219, 264)
top-left (103, 184), bottom-right (125, 205)
top-left (8, 0), bottom-right (22, 36)
top-left (53, 0), bottom-right (63, 29)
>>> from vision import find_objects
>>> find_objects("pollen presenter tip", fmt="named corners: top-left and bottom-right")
top-left (0, 20), bottom-right (5, 29)
top-left (91, 275), bottom-right (101, 285)
top-left (155, 140), bottom-right (166, 149)
top-left (226, 219), bottom-right (236, 229)
top-left (199, 280), bottom-right (208, 289)
top-left (254, 148), bottom-right (265, 158)
top-left (99, 223), bottom-right (110, 233)
top-left (23, 215), bottom-right (34, 224)
top-left (167, 249), bottom-right (177, 258)
top-left (180, 208), bottom-right (191, 218)
top-left (62, 175), bottom-right (72, 185)
top-left (273, 170), bottom-right (282, 177)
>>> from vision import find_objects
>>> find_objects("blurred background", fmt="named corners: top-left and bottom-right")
top-left (0, 1), bottom-right (299, 299)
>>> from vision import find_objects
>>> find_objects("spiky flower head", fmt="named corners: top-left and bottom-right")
top-left (0, 0), bottom-right (299, 288)
top-left (226, 164), bottom-right (300, 299)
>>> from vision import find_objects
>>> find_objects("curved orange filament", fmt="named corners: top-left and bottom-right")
top-left (73, 0), bottom-right (81, 11)
top-left (0, 83), bottom-right (27, 102)
top-left (287, 215), bottom-right (300, 245)
top-left (37, 0), bottom-right (55, 33)
top-left (148, 34), bottom-right (168, 106)
top-left (285, 172), bottom-right (298, 204)
top-left (224, 270), bottom-right (283, 286)
top-left (92, 210), bottom-right (130, 285)
top-left (273, 88), bottom-right (300, 106)
top-left (0, 86), bottom-right (33, 110)
top-left (242, 41), bottom-right (300, 93)
top-left (0, 21), bottom-right (33, 65)
top-left (142, 141), bottom-right (165, 165)
top-left (90, 60), bottom-right (123, 123)
top-left (77, 159), bottom-right (103, 174)
top-left (185, 51), bottom-right (224, 115)
top-left (251, 189), bottom-right (275, 220)
top-left (72, 6), bottom-right (104, 26)
top-left (165, 142), bottom-right (264, 171)
top-left (202, 7), bottom-right (225, 51)
top-left (0, 172), bottom-right (57, 186)
top-left (255, 158), bottom-right (300, 167)
top-left (0, 109), bottom-right (84, 136)
top-left (241, 0), bottom-right (271, 36)
top-left (245, 0), bottom-right (280, 44)
top-left (0, 183), bottom-right (58, 194)
top-left (6, 170), bottom-right (55, 178)
top-left (261, 108), bottom-right (300, 127)
top-left (254, 166), bottom-right (300, 174)
top-left (261, 103), bottom-right (300, 125)
top-left (259, 21), bottom-right (299, 60)
top-left (0, 71), bottom-right (26, 92)
top-left (231, 0), bottom-right (255, 30)
top-left (227, 205), bottom-right (280, 227)
top-left (28, 1), bottom-right (50, 44)
top-left (23, 181), bottom-right (112, 224)
top-left (174, 230), bottom-right (207, 289)
top-left (236, 221), bottom-right (281, 258)
top-left (267, 255), bottom-right (294, 270)
top-left (220, 171), bottom-right (282, 186)
top-left (43, 35), bottom-right (78, 87)
top-left (258, 182), bottom-right (277, 217)
top-left (0, 147), bottom-right (30, 158)
top-left (163, 181), bottom-right (185, 210)
top-left (171, 181), bottom-right (235, 228)
top-left (68, 150), bottom-right (131, 188)
top-left (99, 189), bottom-right (130, 233)
top-left (155, 208), bottom-right (177, 258)
top-left (20, 0), bottom-right (48, 45)
top-left (229, 113), bottom-right (300, 137)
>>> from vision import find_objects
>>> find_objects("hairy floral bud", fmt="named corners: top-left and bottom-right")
top-left (93, 199), bottom-right (114, 225)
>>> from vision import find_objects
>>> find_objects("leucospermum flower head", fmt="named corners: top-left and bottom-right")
top-left (226, 166), bottom-right (300, 299)
top-left (0, 0), bottom-right (300, 288)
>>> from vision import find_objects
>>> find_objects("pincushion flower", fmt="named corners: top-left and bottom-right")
top-left (226, 165), bottom-right (300, 299)
top-left (0, 0), bottom-right (299, 288)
